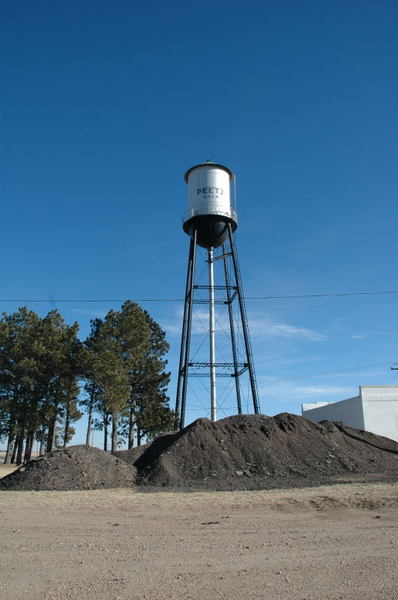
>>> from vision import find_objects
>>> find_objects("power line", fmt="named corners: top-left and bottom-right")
top-left (0, 298), bottom-right (181, 303)
top-left (1, 289), bottom-right (398, 304)
top-left (246, 290), bottom-right (398, 300)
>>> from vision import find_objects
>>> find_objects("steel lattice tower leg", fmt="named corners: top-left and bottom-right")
top-left (222, 242), bottom-right (242, 415)
top-left (227, 224), bottom-right (260, 414)
top-left (175, 230), bottom-right (197, 430)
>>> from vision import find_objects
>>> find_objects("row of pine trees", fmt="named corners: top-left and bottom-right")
top-left (0, 301), bottom-right (175, 464)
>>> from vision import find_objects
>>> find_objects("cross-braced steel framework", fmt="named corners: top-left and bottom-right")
top-left (175, 224), bottom-right (260, 429)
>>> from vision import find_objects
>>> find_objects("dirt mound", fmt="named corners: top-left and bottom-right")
top-left (0, 445), bottom-right (136, 491)
top-left (3, 414), bottom-right (398, 492)
top-left (118, 413), bottom-right (398, 490)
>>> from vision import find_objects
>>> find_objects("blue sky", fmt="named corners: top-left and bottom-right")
top-left (2, 1), bottom-right (398, 445)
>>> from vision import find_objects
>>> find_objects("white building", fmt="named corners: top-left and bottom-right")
top-left (302, 385), bottom-right (398, 442)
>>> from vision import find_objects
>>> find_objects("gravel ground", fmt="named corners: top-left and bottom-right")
top-left (0, 482), bottom-right (397, 600)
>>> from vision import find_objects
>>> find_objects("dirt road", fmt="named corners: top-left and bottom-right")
top-left (0, 482), bottom-right (397, 599)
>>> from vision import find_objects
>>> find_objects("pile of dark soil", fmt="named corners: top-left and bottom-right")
top-left (0, 445), bottom-right (136, 491)
top-left (117, 413), bottom-right (398, 490)
top-left (2, 414), bottom-right (398, 492)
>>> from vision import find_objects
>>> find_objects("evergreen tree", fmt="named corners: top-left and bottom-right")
top-left (84, 301), bottom-right (174, 451)
top-left (126, 309), bottom-right (174, 446)
top-left (0, 307), bottom-right (84, 463)
top-left (0, 301), bottom-right (173, 462)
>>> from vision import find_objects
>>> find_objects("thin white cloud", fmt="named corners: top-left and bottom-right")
top-left (249, 316), bottom-right (325, 341)
top-left (350, 331), bottom-right (390, 340)
top-left (311, 365), bottom-right (390, 379)
top-left (163, 321), bottom-right (183, 336)
top-left (163, 308), bottom-right (325, 342)
top-left (255, 354), bottom-right (325, 369)
top-left (295, 385), bottom-right (354, 397)
top-left (257, 376), bottom-right (354, 401)
top-left (71, 308), bottom-right (107, 318)
top-left (163, 308), bottom-right (211, 336)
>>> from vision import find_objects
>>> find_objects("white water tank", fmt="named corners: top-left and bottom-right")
top-left (183, 162), bottom-right (237, 249)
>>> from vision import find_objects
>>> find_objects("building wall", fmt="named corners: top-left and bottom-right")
top-left (302, 386), bottom-right (398, 442)
top-left (302, 395), bottom-right (365, 430)
top-left (361, 386), bottom-right (398, 442)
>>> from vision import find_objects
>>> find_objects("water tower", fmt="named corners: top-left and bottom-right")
top-left (175, 161), bottom-right (260, 429)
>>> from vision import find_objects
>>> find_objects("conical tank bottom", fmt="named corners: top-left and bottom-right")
top-left (183, 215), bottom-right (237, 249)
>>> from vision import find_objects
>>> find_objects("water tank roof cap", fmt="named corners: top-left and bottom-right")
top-left (184, 162), bottom-right (234, 183)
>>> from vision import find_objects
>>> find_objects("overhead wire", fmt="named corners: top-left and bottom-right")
top-left (1, 289), bottom-right (398, 304)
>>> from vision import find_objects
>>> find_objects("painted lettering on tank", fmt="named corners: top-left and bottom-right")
top-left (196, 187), bottom-right (224, 200)
top-left (196, 187), bottom-right (224, 195)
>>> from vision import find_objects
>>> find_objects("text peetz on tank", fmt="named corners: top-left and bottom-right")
top-left (183, 161), bottom-right (237, 248)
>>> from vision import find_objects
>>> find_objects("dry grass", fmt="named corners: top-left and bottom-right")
top-left (0, 480), bottom-right (397, 511)
top-left (0, 463), bottom-right (19, 478)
